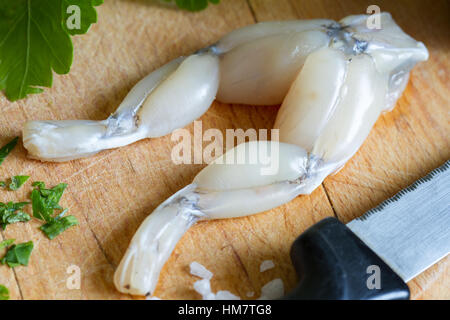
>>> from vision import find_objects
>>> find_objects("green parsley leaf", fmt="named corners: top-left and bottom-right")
top-left (0, 201), bottom-right (31, 230)
top-left (32, 181), bottom-right (45, 188)
top-left (0, 0), bottom-right (103, 101)
top-left (0, 137), bottom-right (18, 166)
top-left (0, 284), bottom-right (9, 300)
top-left (31, 182), bottom-right (78, 238)
top-left (162, 0), bottom-right (220, 11)
top-left (31, 182), bottom-right (67, 221)
top-left (0, 181), bottom-right (5, 188)
top-left (63, 0), bottom-right (104, 35)
top-left (40, 211), bottom-right (78, 240)
top-left (0, 241), bottom-right (34, 268)
top-left (0, 239), bottom-right (15, 249)
top-left (9, 175), bottom-right (30, 191)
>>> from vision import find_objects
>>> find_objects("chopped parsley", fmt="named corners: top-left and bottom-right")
top-left (0, 240), bottom-right (34, 268)
top-left (40, 210), bottom-right (79, 240)
top-left (31, 182), bottom-right (67, 221)
top-left (0, 284), bottom-right (9, 300)
top-left (0, 137), bottom-right (18, 166)
top-left (0, 239), bottom-right (15, 249)
top-left (31, 182), bottom-right (78, 239)
top-left (0, 202), bottom-right (31, 230)
top-left (8, 175), bottom-right (30, 191)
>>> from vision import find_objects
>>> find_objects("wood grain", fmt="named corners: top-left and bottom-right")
top-left (0, 0), bottom-right (448, 299)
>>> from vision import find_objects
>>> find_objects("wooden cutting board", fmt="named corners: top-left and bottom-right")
top-left (0, 0), bottom-right (448, 300)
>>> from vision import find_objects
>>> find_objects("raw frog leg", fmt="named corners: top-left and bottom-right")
top-left (114, 13), bottom-right (428, 297)
top-left (23, 54), bottom-right (219, 161)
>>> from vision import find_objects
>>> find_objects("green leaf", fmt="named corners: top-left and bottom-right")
top-left (44, 183), bottom-right (67, 205)
top-left (0, 241), bottom-right (34, 268)
top-left (0, 137), bottom-right (18, 166)
top-left (31, 182), bottom-right (67, 221)
top-left (40, 213), bottom-right (78, 240)
top-left (31, 188), bottom-right (50, 221)
top-left (0, 181), bottom-right (5, 188)
top-left (31, 181), bottom-right (77, 239)
top-left (0, 201), bottom-right (31, 230)
top-left (0, 284), bottom-right (9, 300)
top-left (173, 0), bottom-right (220, 11)
top-left (32, 181), bottom-right (45, 188)
top-left (0, 0), bottom-right (102, 101)
top-left (0, 239), bottom-right (15, 249)
top-left (2, 210), bottom-right (31, 227)
top-left (9, 175), bottom-right (30, 190)
top-left (62, 0), bottom-right (104, 35)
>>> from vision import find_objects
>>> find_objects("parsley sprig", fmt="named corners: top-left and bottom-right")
top-left (0, 0), bottom-right (103, 101)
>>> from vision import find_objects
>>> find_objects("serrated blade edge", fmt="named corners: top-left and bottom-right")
top-left (347, 160), bottom-right (450, 282)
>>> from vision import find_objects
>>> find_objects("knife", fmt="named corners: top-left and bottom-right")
top-left (284, 160), bottom-right (449, 300)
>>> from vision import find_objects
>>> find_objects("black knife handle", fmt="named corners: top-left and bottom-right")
top-left (284, 217), bottom-right (410, 300)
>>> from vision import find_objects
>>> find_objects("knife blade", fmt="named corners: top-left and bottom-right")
top-left (285, 160), bottom-right (449, 300)
top-left (347, 160), bottom-right (450, 282)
